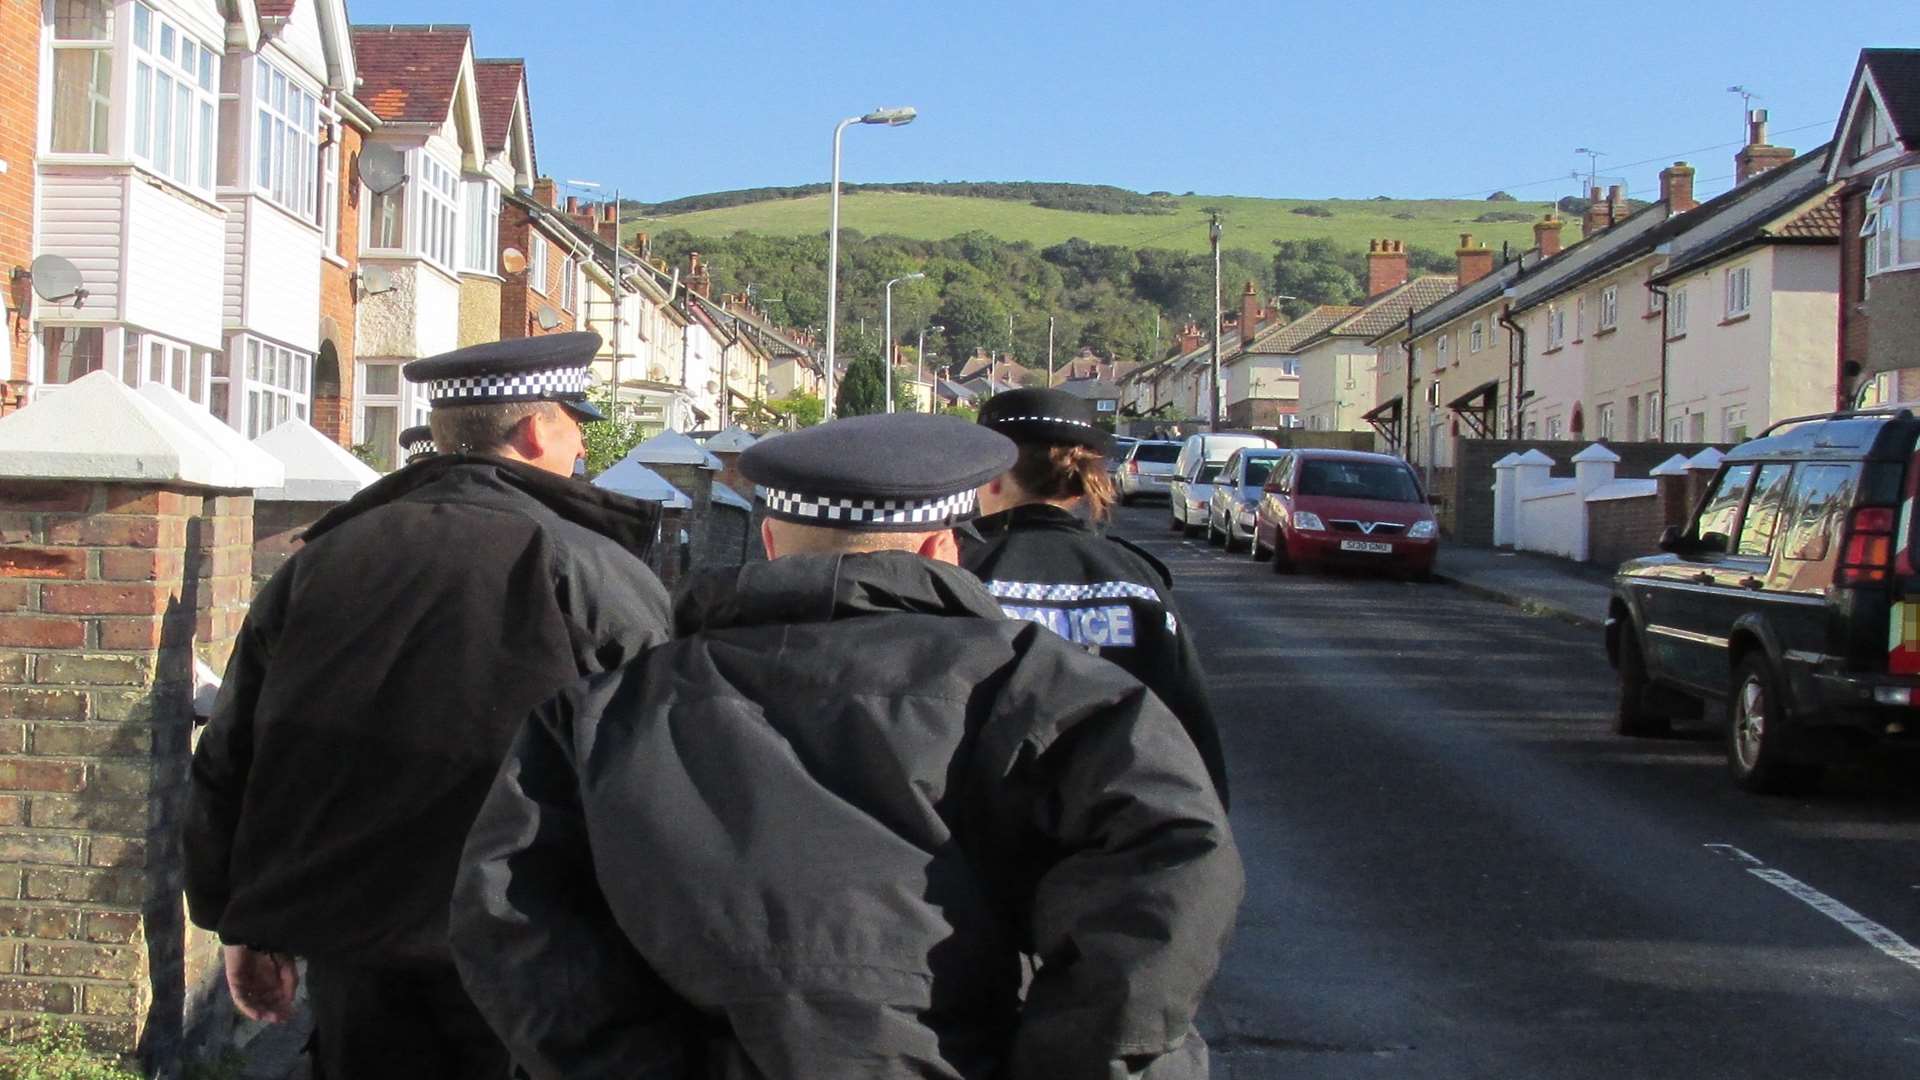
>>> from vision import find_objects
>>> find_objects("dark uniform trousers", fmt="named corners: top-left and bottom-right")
top-left (306, 960), bottom-right (509, 1080)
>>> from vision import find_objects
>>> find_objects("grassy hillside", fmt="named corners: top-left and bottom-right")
top-left (628, 191), bottom-right (1580, 257)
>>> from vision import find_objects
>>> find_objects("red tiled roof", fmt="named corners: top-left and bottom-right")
top-left (350, 25), bottom-right (470, 124)
top-left (1775, 194), bottom-right (1842, 239)
top-left (473, 59), bottom-right (524, 153)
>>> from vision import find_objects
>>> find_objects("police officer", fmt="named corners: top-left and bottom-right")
top-left (184, 332), bottom-right (673, 1080)
top-left (399, 423), bottom-right (436, 465)
top-left (450, 412), bottom-right (1243, 1079)
top-left (962, 388), bottom-right (1228, 805)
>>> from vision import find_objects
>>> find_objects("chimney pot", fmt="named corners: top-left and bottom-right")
top-left (1455, 233), bottom-right (1495, 287)
top-left (565, 195), bottom-right (579, 215)
top-left (1533, 214), bottom-right (1565, 259)
top-left (1659, 161), bottom-right (1698, 213)
top-left (1366, 238), bottom-right (1410, 298)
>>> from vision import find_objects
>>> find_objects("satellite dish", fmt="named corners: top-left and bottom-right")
top-left (357, 264), bottom-right (394, 297)
top-left (29, 254), bottom-right (86, 306)
top-left (356, 144), bottom-right (406, 195)
top-left (536, 306), bottom-right (561, 330)
top-left (501, 247), bottom-right (527, 274)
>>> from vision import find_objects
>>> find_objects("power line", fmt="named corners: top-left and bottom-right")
top-left (1439, 118), bottom-right (1834, 200)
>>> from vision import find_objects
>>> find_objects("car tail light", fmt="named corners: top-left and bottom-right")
top-left (1128, 460), bottom-right (1139, 475)
top-left (1839, 506), bottom-right (1896, 586)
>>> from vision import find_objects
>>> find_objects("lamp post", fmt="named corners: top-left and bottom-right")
top-left (825, 106), bottom-right (917, 420)
top-left (882, 272), bottom-right (924, 413)
top-left (917, 322), bottom-right (944, 411)
top-left (1208, 212), bottom-right (1222, 431)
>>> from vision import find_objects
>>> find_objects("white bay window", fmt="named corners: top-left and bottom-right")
top-left (238, 336), bottom-right (311, 436)
top-left (255, 58), bottom-right (317, 218)
top-left (1864, 167), bottom-right (1920, 276)
top-left (417, 155), bottom-right (458, 270)
top-left (461, 179), bottom-right (500, 274)
top-left (48, 0), bottom-right (113, 154)
top-left (130, 2), bottom-right (217, 192)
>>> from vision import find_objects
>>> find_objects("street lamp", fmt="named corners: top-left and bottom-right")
top-left (825, 106), bottom-right (918, 419)
top-left (883, 272), bottom-right (925, 413)
top-left (917, 322), bottom-right (944, 412)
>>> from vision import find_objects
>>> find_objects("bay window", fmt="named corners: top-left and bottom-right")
top-left (255, 58), bottom-right (318, 218)
top-left (49, 0), bottom-right (113, 154)
top-left (561, 255), bottom-right (577, 313)
top-left (38, 326), bottom-right (105, 383)
top-left (1864, 167), bottom-right (1920, 276)
top-left (417, 155), bottom-right (459, 269)
top-left (240, 337), bottom-right (311, 436)
top-left (130, 2), bottom-right (217, 192)
top-left (461, 179), bottom-right (500, 274)
top-left (319, 119), bottom-right (340, 250)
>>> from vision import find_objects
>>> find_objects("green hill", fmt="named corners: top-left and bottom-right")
top-left (628, 190), bottom-right (1579, 257)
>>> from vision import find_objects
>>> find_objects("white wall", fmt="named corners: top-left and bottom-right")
top-left (34, 171), bottom-right (125, 321)
top-left (122, 181), bottom-right (224, 349)
top-left (1769, 245), bottom-right (1841, 421)
top-left (1519, 304), bottom-right (1585, 437)
top-left (240, 201), bottom-right (323, 351)
top-left (1296, 339), bottom-right (1376, 430)
top-left (1226, 354), bottom-right (1300, 406)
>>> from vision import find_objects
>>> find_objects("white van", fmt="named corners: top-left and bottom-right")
top-left (1169, 432), bottom-right (1276, 535)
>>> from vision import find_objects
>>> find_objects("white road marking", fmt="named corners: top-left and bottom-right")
top-left (1706, 843), bottom-right (1920, 975)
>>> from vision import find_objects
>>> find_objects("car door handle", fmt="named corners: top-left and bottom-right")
top-left (1690, 572), bottom-right (1715, 585)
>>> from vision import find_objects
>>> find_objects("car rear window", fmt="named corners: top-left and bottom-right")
top-left (1244, 459), bottom-right (1275, 488)
top-left (1132, 443), bottom-right (1179, 463)
top-left (1297, 459), bottom-right (1421, 503)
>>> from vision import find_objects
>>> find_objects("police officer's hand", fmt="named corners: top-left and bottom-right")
top-left (223, 943), bottom-right (299, 1024)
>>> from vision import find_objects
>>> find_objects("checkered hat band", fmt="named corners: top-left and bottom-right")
top-left (996, 415), bottom-right (1095, 429)
top-left (430, 368), bottom-right (589, 404)
top-left (757, 485), bottom-right (978, 526)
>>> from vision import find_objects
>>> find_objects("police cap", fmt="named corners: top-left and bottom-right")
top-left (399, 425), bottom-right (436, 464)
top-left (403, 332), bottom-right (605, 422)
top-left (740, 413), bottom-right (1016, 531)
top-left (975, 387), bottom-right (1113, 457)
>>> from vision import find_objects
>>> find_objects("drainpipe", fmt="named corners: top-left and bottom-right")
top-left (1400, 308), bottom-right (1416, 459)
top-left (1498, 301), bottom-right (1525, 437)
top-left (1647, 282), bottom-right (1671, 442)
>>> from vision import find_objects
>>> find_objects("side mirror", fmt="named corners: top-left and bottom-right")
top-left (1658, 524), bottom-right (1685, 552)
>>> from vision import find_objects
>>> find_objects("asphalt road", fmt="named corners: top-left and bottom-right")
top-left (1107, 503), bottom-right (1920, 1080)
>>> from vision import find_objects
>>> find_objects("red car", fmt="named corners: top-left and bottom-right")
top-left (1250, 449), bottom-right (1439, 579)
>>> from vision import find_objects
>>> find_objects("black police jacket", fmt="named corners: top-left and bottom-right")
top-left (960, 504), bottom-right (1228, 806)
top-left (183, 455), bottom-right (672, 966)
top-left (450, 551), bottom-right (1243, 1080)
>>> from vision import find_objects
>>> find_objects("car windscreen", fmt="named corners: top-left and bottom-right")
top-left (1132, 443), bottom-right (1179, 463)
top-left (1297, 459), bottom-right (1421, 503)
top-left (1243, 459), bottom-right (1275, 488)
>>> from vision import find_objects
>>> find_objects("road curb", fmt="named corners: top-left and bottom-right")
top-left (1433, 571), bottom-right (1606, 631)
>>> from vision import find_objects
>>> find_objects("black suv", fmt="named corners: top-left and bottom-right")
top-left (1607, 409), bottom-right (1920, 793)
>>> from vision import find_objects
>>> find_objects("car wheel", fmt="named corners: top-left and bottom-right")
top-left (1169, 510), bottom-right (1184, 532)
top-left (1726, 653), bottom-right (1821, 794)
top-left (1270, 532), bottom-right (1296, 574)
top-left (1207, 517), bottom-right (1225, 546)
top-left (1612, 627), bottom-right (1670, 737)
top-left (1224, 525), bottom-right (1244, 554)
top-left (1251, 528), bottom-right (1272, 562)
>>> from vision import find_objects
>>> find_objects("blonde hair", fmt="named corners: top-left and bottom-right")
top-left (1007, 442), bottom-right (1116, 521)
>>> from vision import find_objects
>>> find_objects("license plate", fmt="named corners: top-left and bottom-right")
top-left (1339, 540), bottom-right (1393, 554)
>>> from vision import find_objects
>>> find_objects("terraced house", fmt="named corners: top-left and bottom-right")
top-left (1294, 240), bottom-right (1454, 432)
top-left (1832, 48), bottom-right (1920, 406)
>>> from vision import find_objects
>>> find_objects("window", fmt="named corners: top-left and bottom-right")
top-left (1724, 403), bottom-right (1748, 443)
top-left (1411, 345), bottom-right (1422, 374)
top-left (1436, 334), bottom-right (1449, 368)
top-left (561, 255), bottom-right (577, 313)
top-left (319, 119), bottom-right (340, 250)
top-left (1548, 305), bottom-right (1566, 348)
top-left (1866, 167), bottom-right (1920, 275)
top-left (239, 337), bottom-right (310, 436)
top-left (1469, 320), bottom-right (1484, 353)
top-left (1280, 358), bottom-right (1298, 376)
top-left (1669, 286), bottom-right (1689, 335)
top-left (529, 234), bottom-right (549, 294)
top-left (1546, 415), bottom-right (1563, 440)
top-left (1725, 265), bottom-right (1752, 319)
top-left (1668, 417), bottom-right (1687, 442)
top-left (1647, 287), bottom-right (1664, 316)
top-left (49, 0), bottom-right (113, 154)
top-left (416, 155), bottom-right (459, 269)
top-left (254, 58), bottom-right (316, 216)
top-left (1855, 97), bottom-right (1893, 159)
top-left (38, 326), bottom-right (104, 383)
top-left (128, 4), bottom-right (217, 190)
top-left (1734, 464), bottom-right (1793, 557)
top-left (1645, 392), bottom-right (1660, 439)
top-left (1575, 297), bottom-right (1586, 339)
top-left (461, 179), bottom-right (500, 274)
top-left (1689, 412), bottom-right (1706, 441)
top-left (1782, 464), bottom-right (1855, 562)
top-left (366, 176), bottom-right (406, 250)
top-left (1693, 465), bottom-right (1756, 553)
top-left (1600, 285), bottom-right (1618, 330)
top-left (1597, 402), bottom-right (1615, 440)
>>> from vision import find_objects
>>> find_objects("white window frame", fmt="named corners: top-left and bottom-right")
top-left (1669, 286), bottom-right (1689, 336)
top-left (237, 336), bottom-right (311, 437)
top-left (1600, 285), bottom-right (1618, 330)
top-left (1724, 403), bottom-right (1748, 443)
top-left (1669, 416), bottom-right (1686, 442)
top-left (1546, 415), bottom-right (1563, 440)
top-left (319, 117), bottom-right (341, 252)
top-left (1645, 392), bottom-right (1660, 440)
top-left (1411, 345), bottom-right (1422, 374)
top-left (1575, 296), bottom-right (1586, 339)
top-left (363, 171), bottom-right (406, 252)
top-left (1725, 265), bottom-right (1752, 319)
top-left (47, 0), bottom-right (115, 156)
top-left (1548, 306), bottom-right (1566, 348)
top-left (460, 178), bottom-right (500, 275)
top-left (129, 3), bottom-right (218, 192)
top-left (1436, 334), bottom-right (1450, 368)
top-left (356, 360), bottom-right (403, 470)
top-left (35, 324), bottom-right (107, 385)
top-left (529, 233), bottom-right (549, 295)
top-left (1469, 320), bottom-right (1484, 353)
top-left (1597, 402), bottom-right (1615, 440)
top-left (561, 254), bottom-right (578, 313)
top-left (1867, 167), bottom-right (1920, 277)
top-left (253, 56), bottom-right (317, 220)
top-left (415, 154), bottom-right (459, 271)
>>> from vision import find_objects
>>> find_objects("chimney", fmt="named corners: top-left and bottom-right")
top-left (1734, 109), bottom-right (1795, 185)
top-left (1455, 233), bottom-right (1494, 287)
top-left (1583, 186), bottom-right (1610, 237)
top-left (1240, 281), bottom-right (1259, 343)
top-left (532, 176), bottom-right (558, 208)
top-left (1366, 239), bottom-right (1409, 298)
top-left (597, 219), bottom-right (618, 246)
top-left (1533, 214), bottom-right (1564, 258)
top-left (687, 252), bottom-right (710, 298)
top-left (565, 195), bottom-right (580, 215)
top-left (1659, 161), bottom-right (1697, 213)
top-left (1177, 321), bottom-right (1204, 354)
top-left (1607, 185), bottom-right (1628, 226)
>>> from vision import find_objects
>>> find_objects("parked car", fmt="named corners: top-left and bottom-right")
top-left (1116, 440), bottom-right (1181, 504)
top-left (1106, 435), bottom-right (1140, 485)
top-left (1206, 448), bottom-right (1286, 552)
top-left (1170, 433), bottom-right (1275, 535)
top-left (1607, 408), bottom-right (1920, 794)
top-left (1251, 449), bottom-right (1438, 578)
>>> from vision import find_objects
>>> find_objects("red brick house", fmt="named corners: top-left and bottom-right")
top-left (1830, 49), bottom-right (1920, 406)
top-left (0, 0), bottom-right (37, 401)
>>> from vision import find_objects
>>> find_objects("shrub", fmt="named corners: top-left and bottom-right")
top-left (0, 1023), bottom-right (143, 1080)
top-left (1290, 205), bottom-right (1334, 218)
top-left (1474, 210), bottom-right (1534, 223)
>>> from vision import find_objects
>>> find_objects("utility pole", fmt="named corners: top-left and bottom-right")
top-left (610, 189), bottom-right (622, 412)
top-left (1208, 212), bottom-right (1222, 431)
top-left (1046, 315), bottom-right (1056, 383)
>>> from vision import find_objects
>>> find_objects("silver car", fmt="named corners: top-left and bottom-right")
top-left (1116, 440), bottom-right (1181, 504)
top-left (1206, 449), bottom-right (1285, 553)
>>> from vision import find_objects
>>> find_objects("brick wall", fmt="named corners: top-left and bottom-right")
top-left (499, 209), bottom-right (578, 341)
top-left (313, 124), bottom-right (363, 446)
top-left (703, 505), bottom-right (750, 568)
top-left (1449, 437), bottom-right (1728, 547)
top-left (1226, 399), bottom-right (1298, 428)
top-left (711, 451), bottom-right (749, 501)
top-left (652, 463), bottom-right (712, 575)
top-left (1588, 491), bottom-right (1670, 568)
top-left (0, 480), bottom-right (251, 1066)
top-left (0, 0), bottom-right (39, 385)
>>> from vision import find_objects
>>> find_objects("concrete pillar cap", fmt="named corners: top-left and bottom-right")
top-left (1685, 447), bottom-right (1726, 470)
top-left (252, 420), bottom-right (381, 503)
top-left (1571, 442), bottom-right (1621, 464)
top-left (1513, 449), bottom-right (1556, 466)
top-left (0, 371), bottom-right (252, 487)
top-left (1648, 454), bottom-right (1692, 477)
top-left (138, 382), bottom-right (285, 489)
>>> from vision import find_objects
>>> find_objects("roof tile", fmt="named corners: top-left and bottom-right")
top-left (1863, 49), bottom-right (1920, 146)
top-left (350, 25), bottom-right (471, 124)
top-left (1323, 277), bottom-right (1458, 342)
top-left (1247, 306), bottom-right (1360, 354)
top-left (473, 60), bottom-right (525, 153)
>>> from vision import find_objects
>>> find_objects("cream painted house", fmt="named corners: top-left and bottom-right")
top-left (1296, 274), bottom-right (1455, 432)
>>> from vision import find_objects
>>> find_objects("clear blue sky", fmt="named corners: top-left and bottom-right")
top-left (349, 0), bottom-right (1897, 206)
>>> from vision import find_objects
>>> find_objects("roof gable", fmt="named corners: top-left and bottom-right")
top-left (1864, 50), bottom-right (1920, 149)
top-left (474, 59), bottom-right (535, 182)
top-left (351, 25), bottom-right (474, 127)
top-left (1829, 50), bottom-right (1920, 180)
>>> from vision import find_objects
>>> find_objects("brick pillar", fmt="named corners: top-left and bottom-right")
top-left (0, 479), bottom-right (250, 1065)
top-left (654, 463), bottom-right (714, 567)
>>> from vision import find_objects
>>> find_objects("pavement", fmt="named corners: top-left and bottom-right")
top-left (1432, 543), bottom-right (1613, 629)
